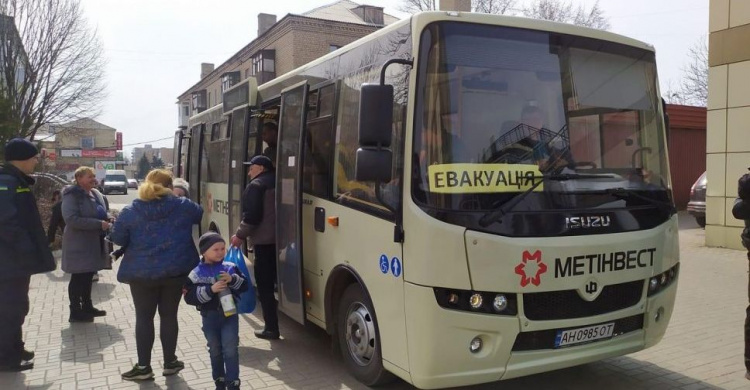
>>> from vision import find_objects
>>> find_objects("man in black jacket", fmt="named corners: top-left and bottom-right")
top-left (230, 155), bottom-right (279, 339)
top-left (0, 138), bottom-right (56, 372)
top-left (734, 169), bottom-right (750, 380)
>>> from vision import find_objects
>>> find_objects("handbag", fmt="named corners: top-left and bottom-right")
top-left (224, 246), bottom-right (256, 314)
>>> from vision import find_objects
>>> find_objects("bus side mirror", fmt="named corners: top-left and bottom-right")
top-left (358, 83), bottom-right (393, 147)
top-left (355, 148), bottom-right (392, 182)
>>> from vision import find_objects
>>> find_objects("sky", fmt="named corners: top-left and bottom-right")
top-left (78, 0), bottom-right (708, 159)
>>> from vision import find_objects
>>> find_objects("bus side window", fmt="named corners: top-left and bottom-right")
top-left (302, 86), bottom-right (335, 198)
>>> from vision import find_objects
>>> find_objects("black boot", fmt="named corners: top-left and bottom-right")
top-left (82, 299), bottom-right (106, 317)
top-left (69, 304), bottom-right (94, 323)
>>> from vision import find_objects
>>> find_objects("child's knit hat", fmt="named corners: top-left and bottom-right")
top-left (198, 232), bottom-right (224, 254)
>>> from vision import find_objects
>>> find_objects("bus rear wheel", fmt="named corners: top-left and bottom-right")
top-left (337, 284), bottom-right (394, 386)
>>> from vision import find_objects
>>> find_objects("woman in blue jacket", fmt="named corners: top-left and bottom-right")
top-left (110, 169), bottom-right (202, 381)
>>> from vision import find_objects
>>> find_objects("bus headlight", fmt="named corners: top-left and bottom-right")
top-left (434, 288), bottom-right (517, 316)
top-left (647, 263), bottom-right (679, 297)
top-left (469, 294), bottom-right (483, 309)
top-left (492, 294), bottom-right (508, 312)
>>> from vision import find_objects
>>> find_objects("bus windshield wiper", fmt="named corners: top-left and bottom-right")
top-left (478, 173), bottom-right (615, 227)
top-left (602, 187), bottom-right (676, 214)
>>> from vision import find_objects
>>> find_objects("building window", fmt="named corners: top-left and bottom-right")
top-left (221, 71), bottom-right (241, 92)
top-left (329, 44), bottom-right (341, 53)
top-left (81, 136), bottom-right (95, 150)
top-left (251, 50), bottom-right (275, 84)
top-left (192, 90), bottom-right (207, 112)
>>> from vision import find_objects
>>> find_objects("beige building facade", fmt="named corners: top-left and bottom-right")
top-left (48, 118), bottom-right (123, 176)
top-left (706, 0), bottom-right (750, 250)
top-left (176, 0), bottom-right (398, 127)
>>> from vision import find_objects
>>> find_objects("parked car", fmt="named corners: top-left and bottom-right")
top-left (127, 178), bottom-right (138, 189)
top-left (687, 171), bottom-right (706, 227)
top-left (102, 169), bottom-right (128, 195)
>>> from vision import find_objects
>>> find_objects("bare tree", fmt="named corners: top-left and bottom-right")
top-left (400, 0), bottom-right (516, 14)
top-left (667, 37), bottom-right (707, 107)
top-left (0, 0), bottom-right (106, 140)
top-left (473, 0), bottom-right (517, 14)
top-left (522, 0), bottom-right (610, 30)
top-left (399, 0), bottom-right (438, 13)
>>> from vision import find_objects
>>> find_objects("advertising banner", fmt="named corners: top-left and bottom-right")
top-left (41, 148), bottom-right (57, 161)
top-left (95, 161), bottom-right (117, 170)
top-left (82, 149), bottom-right (116, 158)
top-left (60, 149), bottom-right (82, 158)
top-left (116, 132), bottom-right (123, 150)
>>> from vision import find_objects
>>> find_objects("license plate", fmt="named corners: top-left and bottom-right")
top-left (555, 322), bottom-right (615, 348)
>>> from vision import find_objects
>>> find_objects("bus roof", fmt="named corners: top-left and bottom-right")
top-left (257, 11), bottom-right (654, 94)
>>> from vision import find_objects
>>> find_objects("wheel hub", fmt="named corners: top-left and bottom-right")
top-left (345, 302), bottom-right (376, 366)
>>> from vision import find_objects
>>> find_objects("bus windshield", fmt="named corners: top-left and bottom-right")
top-left (413, 22), bottom-right (671, 234)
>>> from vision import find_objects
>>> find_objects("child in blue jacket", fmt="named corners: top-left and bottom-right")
top-left (184, 232), bottom-right (249, 390)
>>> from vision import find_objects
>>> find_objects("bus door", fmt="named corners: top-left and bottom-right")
top-left (188, 124), bottom-right (204, 235)
top-left (228, 106), bottom-right (257, 237)
top-left (276, 81), bottom-right (309, 324)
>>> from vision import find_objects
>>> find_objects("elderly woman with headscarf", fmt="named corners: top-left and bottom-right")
top-left (110, 169), bottom-right (202, 381)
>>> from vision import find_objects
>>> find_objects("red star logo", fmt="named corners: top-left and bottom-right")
top-left (206, 192), bottom-right (213, 215)
top-left (515, 250), bottom-right (547, 287)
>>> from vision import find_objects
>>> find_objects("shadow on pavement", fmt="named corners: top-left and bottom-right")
top-left (235, 312), bottom-right (728, 390)
top-left (677, 210), bottom-right (701, 230)
top-left (92, 281), bottom-right (117, 303)
top-left (59, 323), bottom-right (125, 363)
top-left (0, 372), bottom-right (55, 390)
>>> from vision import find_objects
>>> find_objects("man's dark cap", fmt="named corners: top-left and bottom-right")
top-left (243, 155), bottom-right (273, 169)
top-left (4, 138), bottom-right (38, 162)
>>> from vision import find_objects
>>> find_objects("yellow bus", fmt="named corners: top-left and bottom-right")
top-left (174, 11), bottom-right (679, 389)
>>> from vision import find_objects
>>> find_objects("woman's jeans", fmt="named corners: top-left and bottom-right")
top-left (201, 310), bottom-right (240, 382)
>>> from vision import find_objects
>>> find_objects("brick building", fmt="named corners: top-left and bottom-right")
top-left (176, 0), bottom-right (398, 127)
top-left (706, 0), bottom-right (750, 250)
top-left (39, 118), bottom-right (124, 179)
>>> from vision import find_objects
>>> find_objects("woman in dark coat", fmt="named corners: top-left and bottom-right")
top-left (110, 169), bottom-right (202, 381)
top-left (47, 190), bottom-right (64, 244)
top-left (61, 167), bottom-right (111, 323)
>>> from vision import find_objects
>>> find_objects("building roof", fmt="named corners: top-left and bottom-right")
top-left (666, 104), bottom-right (706, 130)
top-left (47, 118), bottom-right (116, 133)
top-left (302, 0), bottom-right (399, 26)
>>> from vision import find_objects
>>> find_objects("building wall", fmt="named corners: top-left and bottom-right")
top-left (666, 105), bottom-right (707, 210)
top-left (706, 0), bottom-right (750, 250)
top-left (177, 16), bottom-right (381, 116)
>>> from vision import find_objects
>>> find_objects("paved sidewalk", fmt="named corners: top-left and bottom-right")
top-left (1, 223), bottom-right (748, 390)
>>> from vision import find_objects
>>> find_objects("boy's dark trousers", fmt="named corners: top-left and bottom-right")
top-left (254, 244), bottom-right (278, 333)
top-left (0, 276), bottom-right (30, 365)
top-left (202, 310), bottom-right (240, 383)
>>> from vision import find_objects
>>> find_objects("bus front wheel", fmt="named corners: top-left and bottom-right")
top-left (337, 284), bottom-right (393, 386)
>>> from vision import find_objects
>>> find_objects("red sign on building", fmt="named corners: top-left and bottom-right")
top-left (81, 149), bottom-right (116, 158)
top-left (116, 132), bottom-right (123, 150)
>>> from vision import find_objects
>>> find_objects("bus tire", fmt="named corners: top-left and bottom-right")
top-left (336, 284), bottom-right (394, 386)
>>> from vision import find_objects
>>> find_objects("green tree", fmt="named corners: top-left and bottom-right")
top-left (136, 154), bottom-right (150, 179)
top-left (151, 155), bottom-right (165, 169)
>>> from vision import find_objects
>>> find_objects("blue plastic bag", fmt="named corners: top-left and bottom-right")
top-left (224, 246), bottom-right (256, 314)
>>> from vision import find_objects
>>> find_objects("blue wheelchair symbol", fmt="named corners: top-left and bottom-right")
top-left (390, 257), bottom-right (402, 278)
top-left (379, 255), bottom-right (389, 274)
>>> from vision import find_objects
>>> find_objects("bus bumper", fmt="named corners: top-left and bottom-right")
top-left (403, 279), bottom-right (677, 389)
